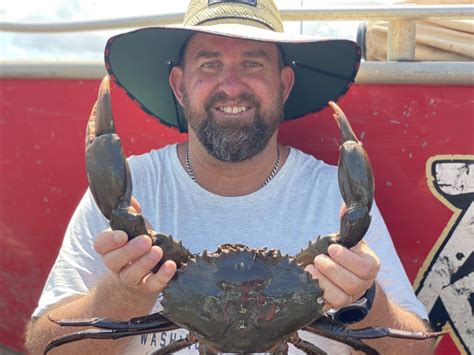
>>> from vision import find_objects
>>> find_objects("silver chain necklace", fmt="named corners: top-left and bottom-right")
top-left (184, 146), bottom-right (281, 189)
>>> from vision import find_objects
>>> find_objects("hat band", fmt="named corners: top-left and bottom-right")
top-left (183, 0), bottom-right (284, 32)
top-left (195, 17), bottom-right (277, 31)
top-left (208, 0), bottom-right (257, 6)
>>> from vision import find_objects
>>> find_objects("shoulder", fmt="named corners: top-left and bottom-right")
top-left (128, 144), bottom-right (174, 166)
top-left (125, 144), bottom-right (181, 204)
top-left (277, 147), bottom-right (341, 210)
top-left (126, 144), bottom-right (176, 176)
top-left (287, 147), bottom-right (338, 183)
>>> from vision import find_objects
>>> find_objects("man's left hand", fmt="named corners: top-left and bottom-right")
top-left (305, 240), bottom-right (380, 311)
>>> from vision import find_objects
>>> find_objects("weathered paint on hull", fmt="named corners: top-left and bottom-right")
top-left (0, 79), bottom-right (472, 353)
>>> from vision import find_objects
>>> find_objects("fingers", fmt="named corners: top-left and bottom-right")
top-left (117, 245), bottom-right (162, 284)
top-left (306, 240), bottom-right (380, 310)
top-left (327, 241), bottom-right (380, 282)
top-left (104, 235), bottom-right (154, 273)
top-left (305, 264), bottom-right (352, 311)
top-left (130, 196), bottom-right (142, 213)
top-left (94, 230), bottom-right (128, 256)
top-left (114, 246), bottom-right (176, 295)
top-left (143, 260), bottom-right (177, 293)
top-left (93, 229), bottom-right (177, 295)
top-left (119, 248), bottom-right (176, 294)
top-left (339, 203), bottom-right (347, 218)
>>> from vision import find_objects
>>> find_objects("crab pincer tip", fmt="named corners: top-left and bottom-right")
top-left (327, 101), bottom-right (358, 143)
top-left (328, 101), bottom-right (344, 122)
top-left (99, 75), bottom-right (111, 95)
top-left (328, 101), bottom-right (340, 112)
top-left (48, 315), bottom-right (102, 326)
top-left (92, 75), bottom-right (116, 136)
top-left (47, 314), bottom-right (60, 325)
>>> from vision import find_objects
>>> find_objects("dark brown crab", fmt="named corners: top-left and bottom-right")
top-left (45, 76), bottom-right (442, 354)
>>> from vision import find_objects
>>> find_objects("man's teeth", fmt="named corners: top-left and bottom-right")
top-left (218, 106), bottom-right (248, 114)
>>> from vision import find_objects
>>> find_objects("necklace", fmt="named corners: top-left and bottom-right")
top-left (184, 146), bottom-right (281, 189)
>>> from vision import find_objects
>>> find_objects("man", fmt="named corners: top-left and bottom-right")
top-left (26, 0), bottom-right (434, 354)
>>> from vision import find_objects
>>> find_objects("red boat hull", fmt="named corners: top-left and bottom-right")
top-left (0, 79), bottom-right (472, 353)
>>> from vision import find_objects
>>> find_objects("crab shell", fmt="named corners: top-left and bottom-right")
top-left (161, 245), bottom-right (324, 353)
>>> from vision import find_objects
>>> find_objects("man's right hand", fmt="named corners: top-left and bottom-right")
top-left (93, 198), bottom-right (177, 300)
top-left (26, 202), bottom-right (177, 354)
top-left (94, 230), bottom-right (177, 300)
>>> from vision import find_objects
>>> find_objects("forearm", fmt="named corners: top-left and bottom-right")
top-left (350, 282), bottom-right (435, 354)
top-left (26, 272), bottom-right (158, 355)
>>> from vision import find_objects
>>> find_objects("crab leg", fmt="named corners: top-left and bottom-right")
top-left (44, 313), bottom-right (178, 354)
top-left (305, 316), bottom-right (445, 355)
top-left (295, 102), bottom-right (374, 266)
top-left (149, 334), bottom-right (199, 355)
top-left (287, 332), bottom-right (327, 355)
top-left (304, 317), bottom-right (378, 355)
top-left (86, 76), bottom-right (192, 270)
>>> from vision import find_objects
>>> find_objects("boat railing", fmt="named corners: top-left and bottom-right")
top-left (1, 4), bottom-right (473, 84)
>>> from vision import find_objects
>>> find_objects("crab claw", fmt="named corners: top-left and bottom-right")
top-left (86, 76), bottom-right (132, 221)
top-left (85, 76), bottom-right (192, 268)
top-left (85, 76), bottom-right (148, 237)
top-left (329, 101), bottom-right (374, 248)
top-left (295, 102), bottom-right (374, 266)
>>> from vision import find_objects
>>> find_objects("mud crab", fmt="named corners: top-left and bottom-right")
top-left (45, 76), bottom-right (442, 354)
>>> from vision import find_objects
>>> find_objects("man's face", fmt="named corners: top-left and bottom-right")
top-left (170, 33), bottom-right (294, 162)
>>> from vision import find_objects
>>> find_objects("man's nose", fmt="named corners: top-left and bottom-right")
top-left (218, 68), bottom-right (248, 97)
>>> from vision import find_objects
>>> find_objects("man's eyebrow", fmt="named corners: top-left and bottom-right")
top-left (194, 50), bottom-right (221, 60)
top-left (242, 49), bottom-right (271, 60)
top-left (193, 49), bottom-right (271, 61)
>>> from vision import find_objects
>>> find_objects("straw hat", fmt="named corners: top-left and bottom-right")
top-left (105, 0), bottom-right (361, 132)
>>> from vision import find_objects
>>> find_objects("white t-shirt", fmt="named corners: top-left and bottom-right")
top-left (33, 144), bottom-right (428, 354)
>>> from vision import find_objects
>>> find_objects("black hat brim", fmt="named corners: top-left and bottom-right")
top-left (105, 25), bottom-right (361, 132)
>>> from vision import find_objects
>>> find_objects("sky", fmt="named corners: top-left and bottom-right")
top-left (0, 0), bottom-right (392, 61)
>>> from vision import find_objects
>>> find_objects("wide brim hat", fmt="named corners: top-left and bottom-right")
top-left (105, 0), bottom-right (361, 133)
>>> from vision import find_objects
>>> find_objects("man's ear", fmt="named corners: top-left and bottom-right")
top-left (169, 66), bottom-right (185, 106)
top-left (280, 66), bottom-right (295, 104)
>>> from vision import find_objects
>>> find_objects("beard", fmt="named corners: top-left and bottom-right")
top-left (183, 90), bottom-right (284, 162)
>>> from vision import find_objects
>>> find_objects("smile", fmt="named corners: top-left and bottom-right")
top-left (216, 106), bottom-right (250, 114)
